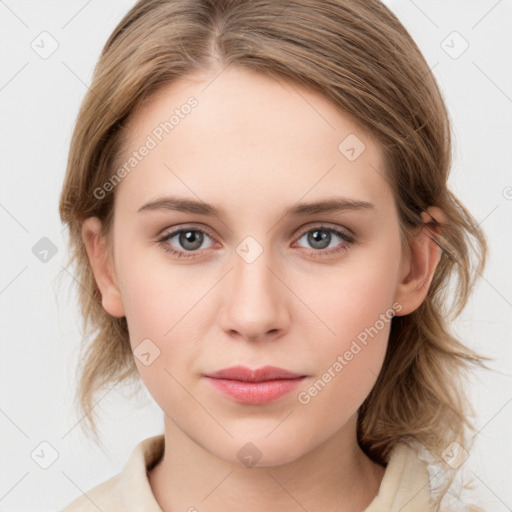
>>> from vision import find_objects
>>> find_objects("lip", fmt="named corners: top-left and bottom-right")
top-left (203, 365), bottom-right (307, 405)
top-left (204, 365), bottom-right (304, 382)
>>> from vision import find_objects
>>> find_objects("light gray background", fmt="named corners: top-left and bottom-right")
top-left (1, 1), bottom-right (511, 510)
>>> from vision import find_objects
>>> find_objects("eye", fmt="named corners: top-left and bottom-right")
top-left (158, 226), bottom-right (216, 259)
top-left (158, 223), bottom-right (355, 260)
top-left (292, 224), bottom-right (355, 258)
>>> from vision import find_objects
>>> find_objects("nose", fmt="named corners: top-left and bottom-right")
top-left (218, 246), bottom-right (289, 343)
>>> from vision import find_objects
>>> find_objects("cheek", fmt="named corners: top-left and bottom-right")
top-left (296, 324), bottom-right (389, 437)
top-left (301, 237), bottom-right (401, 346)
top-left (114, 245), bottom-right (212, 392)
top-left (296, 271), bottom-right (395, 425)
top-left (116, 242), bottom-right (199, 339)
top-left (117, 259), bottom-right (195, 409)
top-left (293, 239), bottom-right (400, 412)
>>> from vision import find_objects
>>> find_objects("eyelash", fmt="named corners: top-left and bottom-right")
top-left (157, 224), bottom-right (355, 260)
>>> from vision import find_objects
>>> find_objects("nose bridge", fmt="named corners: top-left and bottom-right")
top-left (234, 245), bottom-right (275, 298)
top-left (219, 237), bottom-right (287, 340)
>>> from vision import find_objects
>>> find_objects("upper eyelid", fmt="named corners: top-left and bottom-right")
top-left (160, 222), bottom-right (351, 239)
top-left (159, 224), bottom-right (216, 242)
top-left (292, 222), bottom-right (353, 239)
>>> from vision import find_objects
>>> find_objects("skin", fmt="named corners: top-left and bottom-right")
top-left (82, 66), bottom-right (443, 512)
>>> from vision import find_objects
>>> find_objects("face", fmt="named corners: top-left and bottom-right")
top-left (85, 66), bottom-right (426, 467)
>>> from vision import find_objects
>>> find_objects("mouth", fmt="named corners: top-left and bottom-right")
top-left (202, 365), bottom-right (307, 405)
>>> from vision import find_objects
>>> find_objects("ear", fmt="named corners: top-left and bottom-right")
top-left (393, 206), bottom-right (445, 316)
top-left (81, 217), bottom-right (125, 318)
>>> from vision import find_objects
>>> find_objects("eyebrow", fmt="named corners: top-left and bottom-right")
top-left (137, 196), bottom-right (375, 218)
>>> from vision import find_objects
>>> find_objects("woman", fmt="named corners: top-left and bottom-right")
top-left (58, 1), bottom-right (489, 510)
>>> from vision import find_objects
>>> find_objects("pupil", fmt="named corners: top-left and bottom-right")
top-left (181, 230), bottom-right (203, 250)
top-left (309, 229), bottom-right (329, 249)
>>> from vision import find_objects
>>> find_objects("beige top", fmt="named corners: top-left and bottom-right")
top-left (59, 434), bottom-right (432, 511)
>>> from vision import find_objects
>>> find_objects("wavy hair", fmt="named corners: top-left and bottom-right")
top-left (58, 1), bottom-right (489, 509)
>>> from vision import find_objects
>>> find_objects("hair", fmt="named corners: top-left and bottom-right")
top-left (58, 0), bottom-right (490, 509)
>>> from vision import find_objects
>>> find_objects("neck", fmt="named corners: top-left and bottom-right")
top-left (148, 414), bottom-right (385, 512)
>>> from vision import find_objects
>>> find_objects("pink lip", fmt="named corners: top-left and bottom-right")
top-left (203, 365), bottom-right (306, 405)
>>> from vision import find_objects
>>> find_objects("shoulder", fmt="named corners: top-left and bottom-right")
top-left (58, 473), bottom-right (123, 511)
top-left (378, 440), bottom-right (486, 512)
top-left (58, 434), bottom-right (165, 512)
top-left (417, 443), bottom-right (487, 512)
top-left (365, 441), bottom-right (432, 512)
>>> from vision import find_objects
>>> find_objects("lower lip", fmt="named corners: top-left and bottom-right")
top-left (204, 376), bottom-right (306, 405)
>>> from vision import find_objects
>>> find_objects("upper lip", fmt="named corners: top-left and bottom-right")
top-left (204, 365), bottom-right (304, 382)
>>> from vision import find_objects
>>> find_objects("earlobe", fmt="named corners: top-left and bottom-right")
top-left (393, 206), bottom-right (445, 316)
top-left (81, 217), bottom-right (125, 318)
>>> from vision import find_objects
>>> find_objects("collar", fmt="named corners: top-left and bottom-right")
top-left (119, 435), bottom-right (431, 511)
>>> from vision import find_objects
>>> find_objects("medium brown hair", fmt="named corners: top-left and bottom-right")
top-left (58, 0), bottom-right (489, 508)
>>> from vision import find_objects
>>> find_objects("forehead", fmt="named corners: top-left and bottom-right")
top-left (115, 66), bottom-right (392, 216)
